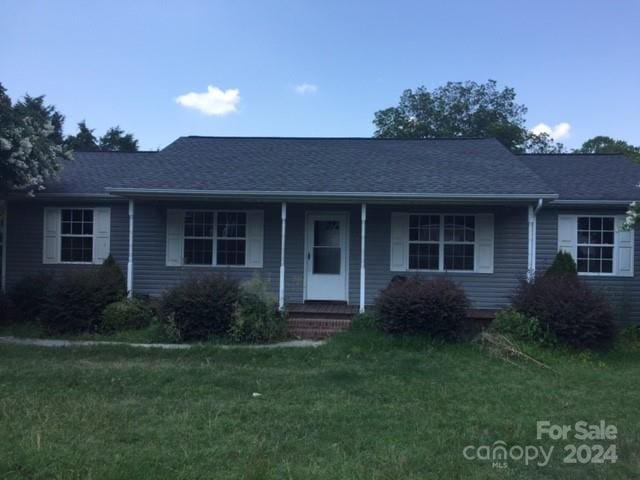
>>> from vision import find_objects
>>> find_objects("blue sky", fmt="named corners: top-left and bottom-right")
top-left (1, 0), bottom-right (639, 150)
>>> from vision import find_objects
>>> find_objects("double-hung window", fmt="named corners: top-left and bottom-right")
top-left (557, 214), bottom-right (634, 277)
top-left (183, 211), bottom-right (247, 266)
top-left (576, 216), bottom-right (615, 274)
top-left (60, 209), bottom-right (94, 262)
top-left (407, 214), bottom-right (477, 272)
top-left (43, 207), bottom-right (110, 265)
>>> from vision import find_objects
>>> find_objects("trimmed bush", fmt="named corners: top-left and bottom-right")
top-left (40, 260), bottom-right (126, 334)
top-left (489, 308), bottom-right (552, 343)
top-left (160, 274), bottom-right (240, 341)
top-left (102, 298), bottom-right (155, 332)
top-left (228, 277), bottom-right (287, 343)
top-left (545, 251), bottom-right (577, 276)
top-left (8, 272), bottom-right (53, 322)
top-left (512, 275), bottom-right (615, 349)
top-left (375, 277), bottom-right (469, 340)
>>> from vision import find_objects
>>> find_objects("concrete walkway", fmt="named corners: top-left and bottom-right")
top-left (0, 336), bottom-right (325, 350)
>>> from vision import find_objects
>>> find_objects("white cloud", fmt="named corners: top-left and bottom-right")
top-left (293, 83), bottom-right (318, 95)
top-left (530, 122), bottom-right (571, 141)
top-left (175, 85), bottom-right (240, 116)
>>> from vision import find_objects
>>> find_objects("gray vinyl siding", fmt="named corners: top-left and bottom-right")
top-left (536, 207), bottom-right (640, 324)
top-left (5, 200), bottom-right (129, 289)
top-left (5, 200), bottom-right (530, 311)
top-left (132, 201), bottom-right (281, 296)
top-left (364, 204), bottom-right (529, 309)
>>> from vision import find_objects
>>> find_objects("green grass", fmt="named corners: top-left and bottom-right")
top-left (0, 331), bottom-right (639, 479)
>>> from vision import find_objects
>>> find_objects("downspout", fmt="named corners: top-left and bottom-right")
top-left (127, 199), bottom-right (134, 298)
top-left (359, 203), bottom-right (367, 313)
top-left (527, 198), bottom-right (544, 281)
top-left (279, 202), bottom-right (287, 311)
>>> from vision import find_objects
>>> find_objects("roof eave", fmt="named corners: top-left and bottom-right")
top-left (104, 187), bottom-right (558, 203)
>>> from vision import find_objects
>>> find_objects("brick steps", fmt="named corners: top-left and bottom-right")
top-left (287, 316), bottom-right (353, 340)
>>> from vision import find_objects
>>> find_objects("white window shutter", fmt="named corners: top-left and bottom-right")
top-left (246, 210), bottom-right (264, 268)
top-left (390, 212), bottom-right (409, 271)
top-left (93, 208), bottom-right (111, 264)
top-left (557, 215), bottom-right (577, 260)
top-left (474, 214), bottom-right (494, 273)
top-left (166, 209), bottom-right (185, 266)
top-left (43, 207), bottom-right (60, 264)
top-left (615, 215), bottom-right (634, 277)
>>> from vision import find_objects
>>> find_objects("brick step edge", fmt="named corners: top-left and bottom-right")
top-left (286, 311), bottom-right (355, 320)
top-left (288, 319), bottom-right (352, 329)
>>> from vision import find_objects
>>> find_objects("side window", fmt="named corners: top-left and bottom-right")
top-left (60, 209), bottom-right (94, 263)
top-left (576, 216), bottom-right (614, 274)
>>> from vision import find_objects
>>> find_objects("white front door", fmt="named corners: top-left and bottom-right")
top-left (305, 213), bottom-right (348, 301)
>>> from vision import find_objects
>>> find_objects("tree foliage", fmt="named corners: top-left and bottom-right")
top-left (575, 135), bottom-right (640, 161)
top-left (0, 83), bottom-right (71, 195)
top-left (373, 80), bottom-right (564, 153)
top-left (64, 120), bottom-right (99, 152)
top-left (99, 126), bottom-right (139, 152)
top-left (65, 122), bottom-right (139, 152)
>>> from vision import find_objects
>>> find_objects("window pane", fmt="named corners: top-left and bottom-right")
top-left (444, 244), bottom-right (474, 271)
top-left (61, 236), bottom-right (93, 262)
top-left (409, 243), bottom-right (439, 270)
top-left (444, 215), bottom-right (474, 243)
top-left (577, 217), bottom-right (589, 230)
top-left (577, 260), bottom-right (588, 272)
top-left (313, 247), bottom-right (340, 274)
top-left (217, 239), bottom-right (246, 266)
top-left (217, 212), bottom-right (246, 238)
top-left (589, 232), bottom-right (602, 244)
top-left (314, 221), bottom-right (340, 247)
top-left (184, 239), bottom-right (213, 265)
top-left (602, 217), bottom-right (614, 230)
top-left (184, 211), bottom-right (214, 238)
top-left (590, 217), bottom-right (602, 230)
top-left (602, 232), bottom-right (614, 244)
top-left (602, 260), bottom-right (613, 273)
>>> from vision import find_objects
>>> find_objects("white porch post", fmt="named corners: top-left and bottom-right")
top-left (279, 202), bottom-right (287, 311)
top-left (359, 203), bottom-right (366, 313)
top-left (527, 199), bottom-right (543, 281)
top-left (127, 199), bottom-right (134, 297)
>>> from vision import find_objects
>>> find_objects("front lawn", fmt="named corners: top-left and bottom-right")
top-left (0, 331), bottom-right (638, 479)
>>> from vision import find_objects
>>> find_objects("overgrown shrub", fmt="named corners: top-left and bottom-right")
top-left (228, 276), bottom-right (287, 343)
top-left (40, 259), bottom-right (126, 334)
top-left (350, 312), bottom-right (381, 331)
top-left (8, 272), bottom-right (53, 322)
top-left (512, 275), bottom-right (615, 349)
top-left (0, 293), bottom-right (8, 325)
top-left (375, 277), bottom-right (469, 340)
top-left (160, 274), bottom-right (240, 341)
top-left (545, 251), bottom-right (578, 276)
top-left (489, 308), bottom-right (553, 344)
top-left (101, 298), bottom-right (155, 333)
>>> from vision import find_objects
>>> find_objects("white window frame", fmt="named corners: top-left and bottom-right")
top-left (576, 215), bottom-right (615, 277)
top-left (182, 210), bottom-right (248, 267)
top-left (408, 214), bottom-right (476, 272)
top-left (59, 208), bottom-right (95, 264)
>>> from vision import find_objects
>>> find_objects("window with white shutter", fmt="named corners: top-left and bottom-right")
top-left (166, 209), bottom-right (263, 268)
top-left (43, 207), bottom-right (110, 264)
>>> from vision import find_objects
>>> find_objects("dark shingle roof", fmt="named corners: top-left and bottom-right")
top-left (520, 154), bottom-right (640, 201)
top-left (42, 137), bottom-right (555, 198)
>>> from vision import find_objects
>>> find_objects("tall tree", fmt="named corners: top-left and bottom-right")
top-left (65, 120), bottom-right (99, 151)
top-left (0, 83), bottom-right (71, 195)
top-left (523, 132), bottom-right (565, 154)
top-left (373, 80), bottom-right (534, 152)
top-left (99, 126), bottom-right (138, 152)
top-left (575, 135), bottom-right (640, 161)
